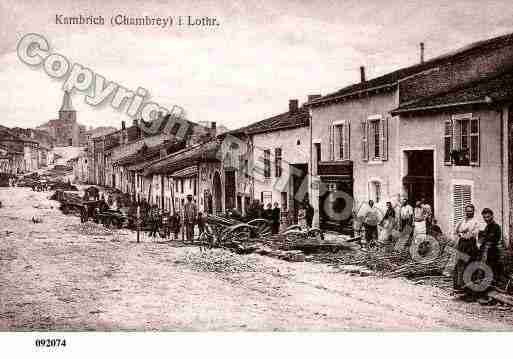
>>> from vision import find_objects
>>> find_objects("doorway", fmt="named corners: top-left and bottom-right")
top-left (225, 170), bottom-right (236, 211)
top-left (403, 150), bottom-right (434, 210)
top-left (290, 163), bottom-right (308, 224)
top-left (212, 171), bottom-right (222, 213)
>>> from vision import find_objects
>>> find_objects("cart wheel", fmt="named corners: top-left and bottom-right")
top-left (247, 219), bottom-right (271, 238)
top-left (308, 228), bottom-right (323, 240)
top-left (221, 224), bottom-right (252, 244)
top-left (283, 229), bottom-right (305, 242)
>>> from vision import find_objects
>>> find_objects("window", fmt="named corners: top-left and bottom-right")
top-left (261, 191), bottom-right (272, 206)
top-left (193, 178), bottom-right (197, 196)
top-left (362, 117), bottom-right (388, 161)
top-left (314, 143), bottom-right (321, 163)
top-left (453, 183), bottom-right (472, 227)
top-left (275, 148), bottom-right (282, 177)
top-left (180, 179), bottom-right (184, 193)
top-left (445, 115), bottom-right (480, 166)
top-left (333, 122), bottom-right (350, 160)
top-left (264, 149), bottom-right (271, 178)
top-left (369, 181), bottom-right (382, 203)
top-left (370, 120), bottom-right (380, 160)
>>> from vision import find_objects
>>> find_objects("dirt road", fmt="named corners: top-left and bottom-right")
top-left (1, 187), bottom-right (513, 330)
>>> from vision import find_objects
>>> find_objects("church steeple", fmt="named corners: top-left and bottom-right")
top-left (60, 90), bottom-right (75, 112)
top-left (59, 90), bottom-right (76, 123)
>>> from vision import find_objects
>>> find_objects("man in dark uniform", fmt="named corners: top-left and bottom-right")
top-left (304, 198), bottom-right (314, 229)
top-left (271, 202), bottom-right (281, 235)
top-left (475, 208), bottom-right (503, 304)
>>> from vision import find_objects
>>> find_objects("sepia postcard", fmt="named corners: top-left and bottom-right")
top-left (1, 0), bottom-right (513, 356)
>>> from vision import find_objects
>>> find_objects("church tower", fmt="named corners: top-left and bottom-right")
top-left (59, 90), bottom-right (76, 123)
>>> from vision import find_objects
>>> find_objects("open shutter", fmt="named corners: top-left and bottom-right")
top-left (470, 117), bottom-right (480, 166)
top-left (381, 117), bottom-right (389, 161)
top-left (361, 120), bottom-right (368, 162)
top-left (343, 122), bottom-right (350, 160)
top-left (444, 119), bottom-right (453, 165)
top-left (327, 125), bottom-right (332, 161)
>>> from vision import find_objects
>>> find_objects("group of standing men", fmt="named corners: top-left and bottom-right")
top-left (362, 197), bottom-right (436, 247)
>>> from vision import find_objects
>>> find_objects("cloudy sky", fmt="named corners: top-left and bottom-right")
top-left (0, 0), bottom-right (512, 131)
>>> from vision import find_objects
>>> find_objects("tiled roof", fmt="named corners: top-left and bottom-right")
top-left (143, 140), bottom-right (221, 176)
top-left (171, 165), bottom-right (198, 178)
top-left (392, 69), bottom-right (513, 113)
top-left (230, 107), bottom-right (309, 136)
top-left (113, 140), bottom-right (185, 167)
top-left (309, 32), bottom-right (513, 107)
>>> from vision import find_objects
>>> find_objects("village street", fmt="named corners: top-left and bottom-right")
top-left (1, 187), bottom-right (513, 331)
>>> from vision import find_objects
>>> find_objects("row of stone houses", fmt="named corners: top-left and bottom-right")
top-left (76, 32), bottom-right (513, 244)
top-left (0, 125), bottom-right (54, 175)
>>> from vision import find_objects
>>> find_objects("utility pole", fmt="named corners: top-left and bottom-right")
top-left (136, 205), bottom-right (141, 243)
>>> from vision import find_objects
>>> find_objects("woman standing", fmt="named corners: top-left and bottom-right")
top-left (380, 201), bottom-right (396, 244)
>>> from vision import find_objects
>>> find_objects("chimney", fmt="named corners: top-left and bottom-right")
top-left (133, 119), bottom-right (139, 127)
top-left (307, 94), bottom-right (322, 103)
top-left (360, 66), bottom-right (366, 83)
top-left (121, 121), bottom-right (126, 130)
top-left (420, 42), bottom-right (425, 63)
top-left (289, 99), bottom-right (299, 113)
top-left (211, 122), bottom-right (217, 137)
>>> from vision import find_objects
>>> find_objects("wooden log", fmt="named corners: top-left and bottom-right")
top-left (488, 290), bottom-right (513, 306)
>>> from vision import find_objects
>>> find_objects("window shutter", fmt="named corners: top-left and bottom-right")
top-left (444, 119), bottom-right (453, 165)
top-left (470, 117), bottom-right (480, 166)
top-left (343, 122), bottom-right (350, 160)
top-left (331, 125), bottom-right (335, 161)
top-left (381, 117), bottom-right (389, 161)
top-left (453, 184), bottom-right (472, 228)
top-left (361, 120), bottom-right (368, 162)
top-left (328, 125), bottom-right (333, 161)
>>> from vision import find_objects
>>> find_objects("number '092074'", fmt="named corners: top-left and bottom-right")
top-left (35, 339), bottom-right (67, 347)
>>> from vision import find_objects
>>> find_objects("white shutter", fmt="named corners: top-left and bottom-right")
top-left (381, 117), bottom-right (389, 161)
top-left (453, 184), bottom-right (472, 228)
top-left (343, 122), bottom-right (350, 160)
top-left (361, 120), bottom-right (368, 162)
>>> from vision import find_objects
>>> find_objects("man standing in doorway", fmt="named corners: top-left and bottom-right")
top-left (183, 194), bottom-right (197, 243)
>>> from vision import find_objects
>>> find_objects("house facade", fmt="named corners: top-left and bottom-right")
top-left (233, 99), bottom-right (312, 223)
top-left (308, 32), bottom-right (513, 242)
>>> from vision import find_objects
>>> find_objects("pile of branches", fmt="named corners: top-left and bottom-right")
top-left (65, 222), bottom-right (114, 236)
top-left (180, 249), bottom-right (262, 273)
